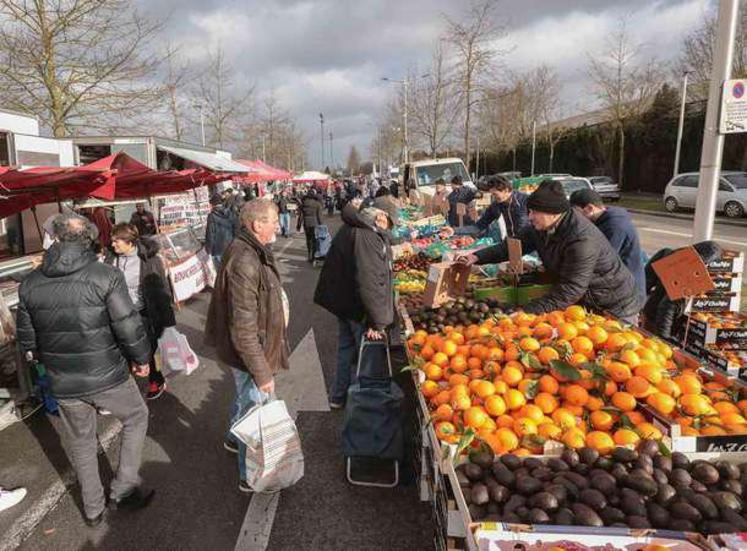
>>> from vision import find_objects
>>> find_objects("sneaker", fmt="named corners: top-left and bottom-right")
top-left (84, 510), bottom-right (105, 527)
top-left (223, 439), bottom-right (239, 454)
top-left (146, 380), bottom-right (166, 401)
top-left (0, 487), bottom-right (27, 513)
top-left (109, 488), bottom-right (155, 511)
top-left (238, 480), bottom-right (252, 494)
top-left (329, 401), bottom-right (344, 410)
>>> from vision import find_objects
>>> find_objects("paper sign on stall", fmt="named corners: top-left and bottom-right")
top-left (507, 238), bottom-right (523, 275)
top-left (651, 246), bottom-right (715, 300)
top-left (422, 262), bottom-right (471, 308)
top-left (456, 203), bottom-right (467, 227)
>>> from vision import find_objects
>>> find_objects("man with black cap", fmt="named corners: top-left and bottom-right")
top-left (570, 188), bottom-right (646, 302)
top-left (458, 180), bottom-right (640, 322)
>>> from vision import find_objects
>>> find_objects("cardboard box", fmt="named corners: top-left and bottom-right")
top-left (686, 315), bottom-right (747, 346)
top-left (688, 293), bottom-right (742, 313)
top-left (422, 262), bottom-right (471, 308)
top-left (708, 251), bottom-right (745, 274)
top-left (709, 273), bottom-right (743, 294)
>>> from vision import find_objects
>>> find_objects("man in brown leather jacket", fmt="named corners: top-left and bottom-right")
top-left (205, 199), bottom-right (290, 493)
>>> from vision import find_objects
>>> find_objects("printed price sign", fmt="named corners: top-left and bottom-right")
top-left (652, 247), bottom-right (715, 300)
top-left (507, 238), bottom-right (523, 275)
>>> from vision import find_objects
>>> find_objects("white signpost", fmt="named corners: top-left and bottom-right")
top-left (720, 79), bottom-right (747, 134)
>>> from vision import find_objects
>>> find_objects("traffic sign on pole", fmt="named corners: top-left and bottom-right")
top-left (720, 79), bottom-right (747, 133)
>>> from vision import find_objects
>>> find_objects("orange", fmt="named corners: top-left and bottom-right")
top-left (603, 380), bottom-right (618, 397)
top-left (533, 323), bottom-right (554, 340)
top-left (624, 410), bottom-right (646, 425)
top-left (451, 393), bottom-right (472, 411)
top-left (495, 428), bottom-right (519, 452)
top-left (611, 391), bottom-right (637, 412)
top-left (537, 346), bottom-right (560, 365)
top-left (424, 363), bottom-right (443, 381)
top-left (538, 423), bottom-right (562, 440)
top-left (419, 344), bottom-right (435, 360)
top-left (646, 392), bottom-right (676, 415)
top-left (448, 373), bottom-right (470, 387)
top-left (504, 389), bottom-right (526, 410)
top-left (557, 323), bottom-right (578, 341)
top-left (552, 407), bottom-right (577, 430)
top-left (431, 390), bottom-right (451, 407)
top-left (720, 412), bottom-right (747, 425)
top-left (586, 431), bottom-right (615, 454)
top-left (606, 361), bottom-right (632, 383)
top-left (442, 340), bottom-right (458, 357)
top-left (421, 380), bottom-right (440, 398)
top-left (701, 425), bottom-right (727, 436)
top-left (435, 421), bottom-right (458, 443)
top-left (487, 347), bottom-right (504, 362)
top-left (714, 401), bottom-right (740, 415)
top-left (561, 427), bottom-right (586, 449)
top-left (626, 376), bottom-right (653, 399)
top-left (613, 428), bottom-right (641, 446)
top-left (568, 352), bottom-right (589, 367)
top-left (571, 336), bottom-right (595, 358)
top-left (563, 402), bottom-right (585, 417)
top-left (605, 333), bottom-right (628, 352)
top-left (433, 404), bottom-right (454, 421)
top-left (496, 414), bottom-right (515, 429)
top-left (519, 337), bottom-right (541, 352)
top-left (502, 365), bottom-right (524, 387)
top-left (586, 395), bottom-right (604, 412)
top-left (586, 326), bottom-right (609, 346)
top-left (619, 349), bottom-right (641, 368)
top-left (679, 394), bottom-right (711, 416)
top-left (474, 380), bottom-right (496, 399)
top-left (634, 363), bottom-right (663, 385)
top-left (590, 410), bottom-right (616, 431)
top-left (464, 406), bottom-right (489, 429)
top-left (636, 422), bottom-right (663, 440)
top-left (514, 417), bottom-right (538, 437)
top-left (449, 354), bottom-right (468, 373)
top-left (565, 305), bottom-right (587, 321)
top-left (675, 374), bottom-right (702, 395)
top-left (484, 395), bottom-right (507, 417)
top-left (657, 378), bottom-right (681, 398)
top-left (432, 352), bottom-right (449, 368)
top-left (538, 374), bottom-right (560, 395)
top-left (448, 331), bottom-right (465, 345)
top-left (520, 404), bottom-right (545, 423)
top-left (564, 384), bottom-right (589, 407)
top-left (466, 356), bottom-right (482, 371)
top-left (535, 392), bottom-right (559, 414)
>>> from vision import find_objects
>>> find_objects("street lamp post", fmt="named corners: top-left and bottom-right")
top-left (329, 132), bottom-right (334, 169)
top-left (319, 113), bottom-right (325, 170)
top-left (194, 104), bottom-right (206, 146)
top-left (673, 71), bottom-right (691, 178)
top-left (381, 74), bottom-right (428, 165)
top-left (530, 120), bottom-right (537, 176)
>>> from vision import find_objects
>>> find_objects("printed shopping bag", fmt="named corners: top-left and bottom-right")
top-left (157, 327), bottom-right (200, 376)
top-left (230, 399), bottom-right (304, 493)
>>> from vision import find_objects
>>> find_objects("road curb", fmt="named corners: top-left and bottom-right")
top-left (626, 207), bottom-right (747, 228)
top-left (0, 418), bottom-right (123, 551)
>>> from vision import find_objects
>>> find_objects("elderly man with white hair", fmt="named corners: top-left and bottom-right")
top-left (314, 203), bottom-right (394, 409)
top-left (205, 199), bottom-right (291, 493)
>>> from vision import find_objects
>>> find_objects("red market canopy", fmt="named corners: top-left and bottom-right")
top-left (0, 152), bottom-right (234, 219)
top-left (235, 160), bottom-right (292, 182)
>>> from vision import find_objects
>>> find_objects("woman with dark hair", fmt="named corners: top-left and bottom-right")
top-left (106, 223), bottom-right (176, 400)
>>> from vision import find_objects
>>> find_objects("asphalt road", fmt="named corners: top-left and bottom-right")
top-left (8, 209), bottom-right (744, 551)
top-left (15, 215), bottom-right (433, 551)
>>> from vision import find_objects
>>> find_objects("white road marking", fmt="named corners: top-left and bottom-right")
top-left (233, 328), bottom-right (328, 550)
top-left (0, 420), bottom-right (123, 551)
top-left (638, 226), bottom-right (747, 247)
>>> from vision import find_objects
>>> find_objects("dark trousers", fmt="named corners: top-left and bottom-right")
top-left (304, 226), bottom-right (316, 261)
top-left (139, 311), bottom-right (164, 385)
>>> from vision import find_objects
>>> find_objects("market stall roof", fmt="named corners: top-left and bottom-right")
top-left (157, 144), bottom-right (255, 173)
top-left (292, 170), bottom-right (331, 183)
top-left (233, 159), bottom-right (292, 182)
top-left (252, 160), bottom-right (292, 180)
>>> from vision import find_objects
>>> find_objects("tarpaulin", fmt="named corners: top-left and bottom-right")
top-left (234, 160), bottom-right (292, 182)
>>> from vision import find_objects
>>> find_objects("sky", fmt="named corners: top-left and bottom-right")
top-left (142, 0), bottom-right (712, 168)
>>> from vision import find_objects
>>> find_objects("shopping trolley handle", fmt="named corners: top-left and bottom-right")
top-left (356, 331), bottom-right (393, 378)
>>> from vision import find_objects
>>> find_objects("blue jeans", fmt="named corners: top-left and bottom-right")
top-left (329, 318), bottom-right (386, 404)
top-left (226, 368), bottom-right (267, 481)
top-left (279, 212), bottom-right (291, 236)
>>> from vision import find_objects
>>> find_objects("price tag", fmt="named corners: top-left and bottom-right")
top-left (507, 238), bottom-right (523, 275)
top-left (652, 247), bottom-right (715, 300)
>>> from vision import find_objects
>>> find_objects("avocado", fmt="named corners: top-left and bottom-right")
top-left (711, 491), bottom-right (743, 512)
top-left (489, 484), bottom-right (509, 504)
top-left (670, 502), bottom-right (703, 524)
top-left (553, 507), bottom-right (575, 525)
top-left (599, 506), bottom-right (626, 526)
top-left (471, 483), bottom-right (490, 506)
top-left (688, 493), bottom-right (719, 520)
top-left (670, 468), bottom-right (693, 488)
top-left (560, 449), bottom-right (580, 468)
top-left (527, 492), bottom-right (559, 512)
top-left (464, 463), bottom-right (483, 482)
top-left (656, 483), bottom-right (677, 506)
top-left (653, 455), bottom-right (673, 473)
top-left (590, 474), bottom-right (617, 495)
top-left (571, 503), bottom-right (604, 527)
top-left (516, 476), bottom-right (542, 496)
top-left (578, 447), bottom-right (599, 466)
top-left (528, 508), bottom-right (551, 524)
top-left (626, 515), bottom-right (652, 529)
top-left (671, 452), bottom-right (690, 470)
top-left (547, 458), bottom-right (570, 472)
top-left (491, 464), bottom-right (515, 488)
top-left (692, 462), bottom-right (720, 486)
top-left (647, 502), bottom-right (671, 528)
top-left (621, 494), bottom-right (647, 517)
top-left (620, 475), bottom-right (658, 497)
top-left (611, 447), bottom-right (638, 464)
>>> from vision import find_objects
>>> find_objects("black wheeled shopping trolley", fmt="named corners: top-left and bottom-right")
top-left (342, 335), bottom-right (404, 487)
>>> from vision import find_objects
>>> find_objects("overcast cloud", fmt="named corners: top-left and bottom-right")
top-left (139, 0), bottom-right (712, 167)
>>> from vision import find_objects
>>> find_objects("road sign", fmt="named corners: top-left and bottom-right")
top-left (720, 79), bottom-right (747, 133)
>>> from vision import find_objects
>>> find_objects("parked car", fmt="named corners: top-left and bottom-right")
top-left (554, 177), bottom-right (593, 198)
top-left (538, 173), bottom-right (571, 179)
top-left (587, 176), bottom-right (621, 202)
top-left (663, 171), bottom-right (747, 218)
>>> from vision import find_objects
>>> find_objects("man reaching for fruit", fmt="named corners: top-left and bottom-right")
top-left (458, 180), bottom-right (641, 323)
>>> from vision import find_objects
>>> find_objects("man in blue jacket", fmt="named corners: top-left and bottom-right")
top-left (570, 188), bottom-right (645, 303)
top-left (442, 175), bottom-right (530, 240)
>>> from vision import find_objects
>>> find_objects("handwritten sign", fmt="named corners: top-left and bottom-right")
top-left (169, 254), bottom-right (206, 302)
top-left (507, 238), bottom-right (523, 275)
top-left (652, 247), bottom-right (715, 300)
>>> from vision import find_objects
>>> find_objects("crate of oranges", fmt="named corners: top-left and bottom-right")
top-left (407, 305), bottom-right (692, 458)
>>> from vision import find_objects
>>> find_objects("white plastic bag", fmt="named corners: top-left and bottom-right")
top-left (157, 327), bottom-right (200, 376)
top-left (230, 399), bottom-right (304, 493)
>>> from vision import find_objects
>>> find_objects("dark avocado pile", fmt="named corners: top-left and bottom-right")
top-left (408, 297), bottom-right (503, 333)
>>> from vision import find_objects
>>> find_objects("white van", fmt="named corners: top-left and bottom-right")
top-left (401, 157), bottom-right (473, 198)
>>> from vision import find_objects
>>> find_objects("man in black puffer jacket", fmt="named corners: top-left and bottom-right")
top-left (296, 189), bottom-right (323, 261)
top-left (16, 214), bottom-right (154, 525)
top-left (314, 204), bottom-right (393, 408)
top-left (459, 180), bottom-right (641, 322)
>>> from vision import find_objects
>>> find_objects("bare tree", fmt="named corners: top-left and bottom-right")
top-left (163, 44), bottom-right (193, 141)
top-left (443, 0), bottom-right (505, 168)
top-left (587, 18), bottom-right (662, 185)
top-left (678, 2), bottom-right (747, 100)
top-left (347, 145), bottom-right (361, 175)
top-left (0, 0), bottom-right (165, 137)
top-left (195, 46), bottom-right (254, 149)
top-left (525, 65), bottom-right (563, 173)
top-left (409, 41), bottom-right (462, 156)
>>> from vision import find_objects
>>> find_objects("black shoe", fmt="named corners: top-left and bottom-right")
top-left (84, 510), bottom-right (105, 527)
top-left (146, 380), bottom-right (166, 401)
top-left (110, 488), bottom-right (155, 511)
top-left (224, 439), bottom-right (239, 454)
top-left (239, 480), bottom-right (252, 494)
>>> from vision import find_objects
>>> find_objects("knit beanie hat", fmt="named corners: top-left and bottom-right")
top-left (569, 188), bottom-right (603, 208)
top-left (527, 180), bottom-right (570, 214)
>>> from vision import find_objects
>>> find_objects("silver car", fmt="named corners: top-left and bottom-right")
top-left (663, 171), bottom-right (747, 218)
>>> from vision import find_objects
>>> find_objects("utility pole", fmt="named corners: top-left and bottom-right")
top-left (475, 134), bottom-right (480, 180)
top-left (694, 0), bottom-right (739, 241)
top-left (195, 104), bottom-right (206, 146)
top-left (674, 71), bottom-right (691, 178)
top-left (530, 120), bottom-right (537, 176)
top-left (261, 135), bottom-right (266, 162)
top-left (319, 113), bottom-right (325, 169)
top-left (329, 132), bottom-right (334, 169)
top-left (403, 78), bottom-right (409, 164)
